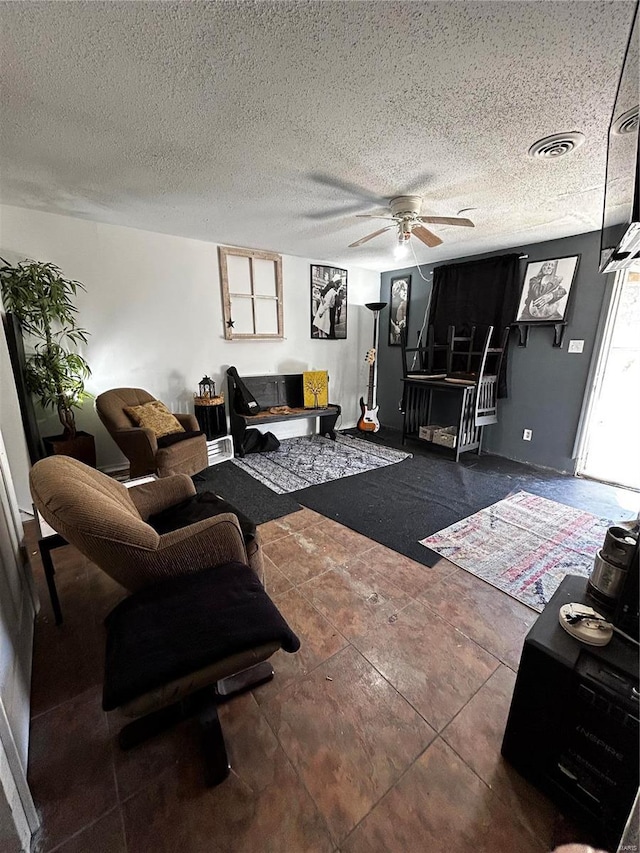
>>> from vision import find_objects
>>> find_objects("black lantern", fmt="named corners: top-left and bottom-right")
top-left (198, 376), bottom-right (216, 399)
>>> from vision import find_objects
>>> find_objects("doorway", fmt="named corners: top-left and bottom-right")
top-left (0, 428), bottom-right (39, 851)
top-left (577, 268), bottom-right (640, 490)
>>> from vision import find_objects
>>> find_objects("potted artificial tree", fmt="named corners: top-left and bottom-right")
top-left (0, 258), bottom-right (96, 466)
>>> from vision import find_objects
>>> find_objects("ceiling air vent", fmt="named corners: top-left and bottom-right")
top-left (613, 105), bottom-right (639, 136)
top-left (528, 132), bottom-right (585, 159)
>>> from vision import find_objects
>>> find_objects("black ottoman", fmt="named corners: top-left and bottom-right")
top-left (103, 561), bottom-right (300, 785)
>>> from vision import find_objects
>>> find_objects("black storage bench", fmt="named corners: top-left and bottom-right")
top-left (227, 369), bottom-right (341, 457)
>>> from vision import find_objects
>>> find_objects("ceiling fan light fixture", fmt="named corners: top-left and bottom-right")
top-left (394, 233), bottom-right (410, 259)
top-left (390, 196), bottom-right (422, 217)
top-left (348, 195), bottom-right (474, 251)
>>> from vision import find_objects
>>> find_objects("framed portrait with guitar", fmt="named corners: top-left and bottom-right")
top-left (389, 275), bottom-right (411, 346)
top-left (515, 255), bottom-right (579, 324)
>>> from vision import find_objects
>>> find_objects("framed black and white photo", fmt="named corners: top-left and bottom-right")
top-left (310, 265), bottom-right (347, 339)
top-left (515, 255), bottom-right (579, 324)
top-left (388, 275), bottom-right (411, 346)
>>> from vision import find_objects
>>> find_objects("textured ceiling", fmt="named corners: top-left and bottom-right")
top-left (0, 1), bottom-right (636, 271)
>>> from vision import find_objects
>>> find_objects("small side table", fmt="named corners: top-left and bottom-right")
top-left (194, 398), bottom-right (227, 441)
top-left (34, 509), bottom-right (66, 625)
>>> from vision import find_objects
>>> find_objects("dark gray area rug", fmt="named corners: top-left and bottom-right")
top-left (193, 429), bottom-right (638, 564)
top-left (293, 452), bottom-right (511, 566)
top-left (293, 430), bottom-right (638, 567)
top-left (193, 460), bottom-right (302, 525)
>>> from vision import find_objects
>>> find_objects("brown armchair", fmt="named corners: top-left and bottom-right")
top-left (29, 455), bottom-right (264, 590)
top-left (30, 455), bottom-right (296, 788)
top-left (95, 387), bottom-right (208, 478)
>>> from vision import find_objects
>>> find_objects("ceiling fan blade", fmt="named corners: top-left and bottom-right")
top-left (419, 216), bottom-right (475, 228)
top-left (308, 173), bottom-right (387, 205)
top-left (412, 225), bottom-right (443, 248)
top-left (348, 226), bottom-right (393, 248)
top-left (356, 214), bottom-right (395, 220)
top-left (307, 202), bottom-right (376, 221)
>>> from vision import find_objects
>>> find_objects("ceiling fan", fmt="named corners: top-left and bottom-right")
top-left (348, 195), bottom-right (474, 253)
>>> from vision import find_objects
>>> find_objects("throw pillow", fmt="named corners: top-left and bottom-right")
top-left (123, 400), bottom-right (185, 438)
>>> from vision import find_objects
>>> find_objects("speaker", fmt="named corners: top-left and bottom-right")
top-left (502, 575), bottom-right (639, 849)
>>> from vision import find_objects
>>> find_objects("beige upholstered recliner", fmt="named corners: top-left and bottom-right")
top-left (30, 456), bottom-right (295, 788)
top-left (95, 387), bottom-right (208, 478)
top-left (29, 455), bottom-right (264, 589)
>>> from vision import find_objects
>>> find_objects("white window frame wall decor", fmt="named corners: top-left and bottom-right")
top-left (218, 245), bottom-right (284, 340)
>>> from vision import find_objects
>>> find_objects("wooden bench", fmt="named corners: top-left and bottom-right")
top-left (226, 370), bottom-right (341, 457)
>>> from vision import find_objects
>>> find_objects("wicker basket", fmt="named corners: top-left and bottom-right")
top-left (193, 394), bottom-right (225, 406)
top-left (432, 426), bottom-right (458, 448)
top-left (419, 424), bottom-right (443, 442)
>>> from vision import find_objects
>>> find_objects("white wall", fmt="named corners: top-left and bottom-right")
top-left (0, 205), bottom-right (380, 469)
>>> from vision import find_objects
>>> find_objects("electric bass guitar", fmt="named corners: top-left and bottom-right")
top-left (357, 349), bottom-right (380, 432)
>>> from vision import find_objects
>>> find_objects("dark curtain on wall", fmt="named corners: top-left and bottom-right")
top-left (429, 253), bottom-right (520, 396)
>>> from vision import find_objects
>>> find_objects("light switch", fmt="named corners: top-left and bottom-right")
top-left (568, 340), bottom-right (584, 353)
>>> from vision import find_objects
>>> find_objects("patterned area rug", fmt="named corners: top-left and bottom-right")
top-left (232, 434), bottom-right (411, 494)
top-left (419, 491), bottom-right (610, 611)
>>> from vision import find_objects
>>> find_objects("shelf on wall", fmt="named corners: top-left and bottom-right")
top-left (514, 322), bottom-right (566, 349)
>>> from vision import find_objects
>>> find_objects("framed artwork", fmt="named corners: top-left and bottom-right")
top-left (303, 371), bottom-right (328, 408)
top-left (389, 275), bottom-right (411, 346)
top-left (515, 256), bottom-right (579, 324)
top-left (310, 265), bottom-right (347, 339)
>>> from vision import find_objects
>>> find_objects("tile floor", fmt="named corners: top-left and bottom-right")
top-left (26, 509), bottom-right (590, 853)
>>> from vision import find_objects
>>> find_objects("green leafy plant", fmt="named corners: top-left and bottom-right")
top-left (0, 258), bottom-right (91, 438)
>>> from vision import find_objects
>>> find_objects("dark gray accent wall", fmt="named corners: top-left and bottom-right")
top-left (378, 231), bottom-right (609, 473)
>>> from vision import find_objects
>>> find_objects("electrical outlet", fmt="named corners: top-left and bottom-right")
top-left (568, 339), bottom-right (584, 353)
top-left (523, 429), bottom-right (532, 441)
